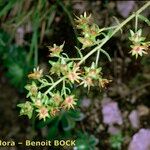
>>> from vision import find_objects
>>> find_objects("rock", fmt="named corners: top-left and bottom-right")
top-left (81, 97), bottom-right (91, 108)
top-left (128, 129), bottom-right (150, 150)
top-left (117, 1), bottom-right (135, 18)
top-left (129, 110), bottom-right (140, 129)
top-left (108, 125), bottom-right (121, 135)
top-left (102, 98), bottom-right (123, 125)
top-left (137, 105), bottom-right (149, 117)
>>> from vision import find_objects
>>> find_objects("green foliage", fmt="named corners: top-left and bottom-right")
top-left (129, 29), bottom-right (149, 59)
top-left (109, 133), bottom-right (124, 150)
top-left (0, 0), bottom-right (79, 91)
top-left (17, 101), bottom-right (33, 119)
top-left (0, 30), bottom-right (33, 90)
top-left (74, 132), bottom-right (98, 150)
top-left (36, 110), bottom-right (98, 149)
top-left (37, 110), bottom-right (84, 140)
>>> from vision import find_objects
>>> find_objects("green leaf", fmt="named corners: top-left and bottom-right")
top-left (36, 118), bottom-right (52, 129)
top-left (61, 114), bottom-right (75, 131)
top-left (109, 133), bottom-right (124, 150)
top-left (138, 14), bottom-right (150, 26)
top-left (68, 110), bottom-right (85, 121)
top-left (100, 48), bottom-right (112, 61)
top-left (47, 123), bottom-right (59, 140)
top-left (137, 29), bottom-right (142, 36)
top-left (18, 101), bottom-right (33, 119)
top-left (129, 29), bottom-right (134, 36)
top-left (0, 42), bottom-right (33, 90)
top-left (6, 63), bottom-right (24, 86)
top-left (74, 132), bottom-right (98, 150)
top-left (0, 0), bottom-right (17, 18)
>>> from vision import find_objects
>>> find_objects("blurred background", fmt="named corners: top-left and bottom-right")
top-left (0, 0), bottom-right (150, 150)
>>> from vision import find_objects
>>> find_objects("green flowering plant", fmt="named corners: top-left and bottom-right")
top-left (128, 8), bottom-right (150, 59)
top-left (109, 133), bottom-right (124, 150)
top-left (18, 2), bottom-right (150, 121)
top-left (74, 132), bottom-right (99, 150)
top-left (129, 29), bottom-right (149, 58)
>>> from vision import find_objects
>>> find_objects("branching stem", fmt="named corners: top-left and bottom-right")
top-left (44, 76), bottom-right (66, 95)
top-left (78, 1), bottom-right (150, 65)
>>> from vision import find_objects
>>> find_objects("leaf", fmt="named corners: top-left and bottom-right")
top-left (100, 49), bottom-right (112, 62)
top-left (137, 29), bottom-right (142, 36)
top-left (68, 110), bottom-right (85, 121)
top-left (2, 45), bottom-right (33, 89)
top-left (75, 140), bottom-right (88, 150)
top-left (36, 117), bottom-right (57, 129)
top-left (138, 14), bottom-right (150, 26)
top-left (130, 29), bottom-right (134, 37)
top-left (0, 0), bottom-right (17, 18)
top-left (0, 31), bottom-right (34, 90)
top-left (61, 114), bottom-right (75, 131)
top-left (74, 132), bottom-right (98, 150)
top-left (112, 16), bottom-right (123, 34)
top-left (6, 63), bottom-right (24, 86)
top-left (47, 123), bottom-right (59, 140)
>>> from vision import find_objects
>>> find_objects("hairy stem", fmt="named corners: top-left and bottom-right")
top-left (135, 13), bottom-right (138, 32)
top-left (78, 1), bottom-right (150, 65)
top-left (44, 76), bottom-right (66, 95)
top-left (96, 49), bottom-right (100, 66)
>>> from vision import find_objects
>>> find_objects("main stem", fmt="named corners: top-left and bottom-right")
top-left (44, 76), bottom-right (65, 95)
top-left (43, 2), bottom-right (150, 96)
top-left (78, 1), bottom-right (150, 65)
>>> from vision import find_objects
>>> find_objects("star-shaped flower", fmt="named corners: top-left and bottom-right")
top-left (47, 42), bottom-right (64, 57)
top-left (62, 95), bottom-right (77, 110)
top-left (130, 45), bottom-right (148, 59)
top-left (28, 67), bottom-right (43, 80)
top-left (67, 63), bottom-right (81, 83)
top-left (37, 106), bottom-right (49, 121)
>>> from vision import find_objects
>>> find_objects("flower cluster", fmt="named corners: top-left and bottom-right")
top-left (18, 42), bottom-right (111, 121)
top-left (80, 62), bottom-right (111, 90)
top-left (16, 3), bottom-right (150, 124)
top-left (129, 29), bottom-right (149, 58)
top-left (18, 12), bottom-right (112, 121)
top-left (47, 42), bottom-right (64, 57)
top-left (28, 67), bottom-right (43, 79)
top-left (75, 12), bottom-right (102, 49)
top-left (18, 71), bottom-right (77, 121)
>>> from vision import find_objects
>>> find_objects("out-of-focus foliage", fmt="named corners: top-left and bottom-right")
top-left (37, 110), bottom-right (85, 140)
top-left (74, 132), bottom-right (99, 150)
top-left (109, 133), bottom-right (124, 150)
top-left (0, 0), bottom-right (58, 90)
top-left (0, 29), bottom-right (33, 90)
